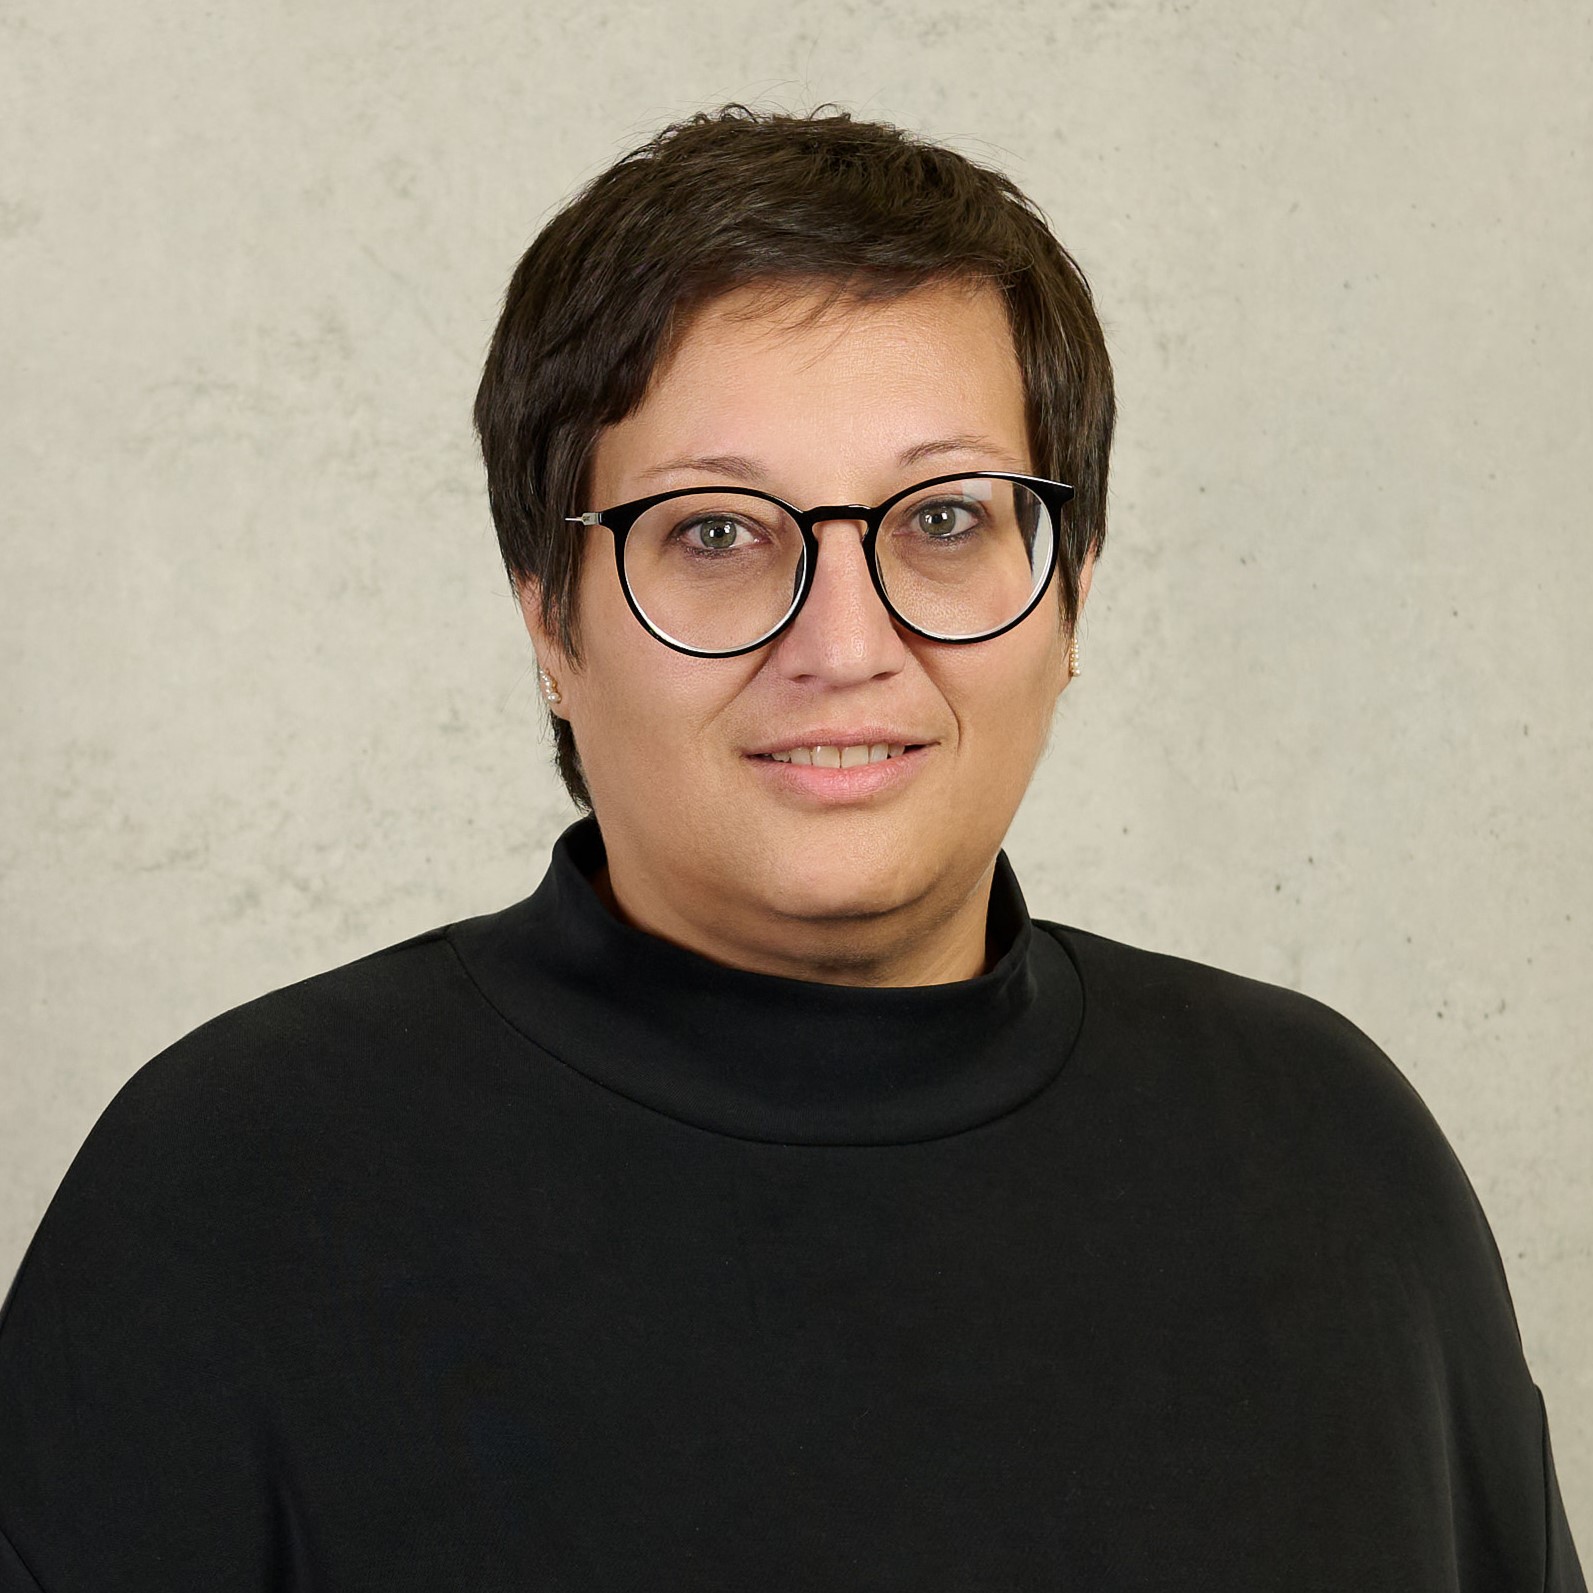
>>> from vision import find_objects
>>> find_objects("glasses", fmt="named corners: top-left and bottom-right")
top-left (566, 471), bottom-right (1074, 659)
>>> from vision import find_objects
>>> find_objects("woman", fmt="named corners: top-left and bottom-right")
top-left (0, 107), bottom-right (1583, 1590)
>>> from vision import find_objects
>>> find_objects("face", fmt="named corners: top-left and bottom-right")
top-left (519, 276), bottom-right (1094, 978)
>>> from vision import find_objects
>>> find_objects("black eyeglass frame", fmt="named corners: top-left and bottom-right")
top-left (565, 470), bottom-right (1076, 659)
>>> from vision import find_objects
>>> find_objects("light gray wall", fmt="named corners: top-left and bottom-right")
top-left (3, 0), bottom-right (1589, 1536)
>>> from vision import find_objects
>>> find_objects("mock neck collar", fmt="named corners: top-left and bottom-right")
top-left (448, 816), bottom-right (1084, 1145)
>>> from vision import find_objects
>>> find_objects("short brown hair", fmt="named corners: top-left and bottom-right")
top-left (474, 104), bottom-right (1115, 812)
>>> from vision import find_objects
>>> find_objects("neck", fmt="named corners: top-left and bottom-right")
top-left (590, 858), bottom-right (997, 987)
top-left (446, 814), bottom-right (1084, 1144)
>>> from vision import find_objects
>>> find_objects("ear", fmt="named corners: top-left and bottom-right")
top-left (513, 575), bottom-right (571, 719)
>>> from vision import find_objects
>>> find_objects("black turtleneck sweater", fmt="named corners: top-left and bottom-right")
top-left (0, 818), bottom-right (1584, 1590)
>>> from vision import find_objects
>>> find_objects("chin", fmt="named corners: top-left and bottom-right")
top-left (757, 841), bottom-right (931, 926)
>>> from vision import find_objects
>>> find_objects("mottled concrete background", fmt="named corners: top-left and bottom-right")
top-left (2, 0), bottom-right (1588, 1532)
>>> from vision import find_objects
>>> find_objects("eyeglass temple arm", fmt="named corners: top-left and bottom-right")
top-left (565, 513), bottom-right (603, 525)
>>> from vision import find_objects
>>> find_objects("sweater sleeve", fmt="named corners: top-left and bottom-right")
top-left (1313, 999), bottom-right (1589, 1590)
top-left (1539, 1385), bottom-right (1589, 1593)
top-left (0, 1046), bottom-right (281, 1591)
top-left (1328, 1006), bottom-right (1590, 1591)
top-left (0, 1522), bottom-right (47, 1593)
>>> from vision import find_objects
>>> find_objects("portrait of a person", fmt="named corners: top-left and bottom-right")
top-left (0, 105), bottom-right (1584, 1589)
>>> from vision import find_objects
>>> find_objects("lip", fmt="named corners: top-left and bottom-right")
top-left (744, 742), bottom-right (932, 803)
top-left (745, 728), bottom-right (936, 757)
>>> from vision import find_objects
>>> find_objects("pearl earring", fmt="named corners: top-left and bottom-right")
top-left (1068, 636), bottom-right (1081, 678)
top-left (538, 667), bottom-right (562, 704)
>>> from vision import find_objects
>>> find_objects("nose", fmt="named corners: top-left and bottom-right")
top-left (772, 516), bottom-right (907, 684)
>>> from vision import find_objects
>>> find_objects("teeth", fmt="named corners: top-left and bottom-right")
top-left (765, 742), bottom-right (912, 765)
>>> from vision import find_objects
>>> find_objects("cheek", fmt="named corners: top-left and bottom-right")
top-left (577, 626), bottom-right (755, 766)
top-left (945, 630), bottom-right (1063, 749)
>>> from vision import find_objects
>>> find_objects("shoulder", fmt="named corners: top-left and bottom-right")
top-left (1041, 918), bottom-right (1378, 1058)
top-left (86, 921), bottom-right (466, 1150)
top-left (1036, 920), bottom-right (1516, 1319)
top-left (1041, 917), bottom-right (1417, 1113)
top-left (4, 919), bottom-right (491, 1314)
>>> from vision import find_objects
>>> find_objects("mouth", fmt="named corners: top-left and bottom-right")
top-left (744, 739), bottom-right (934, 804)
top-left (749, 742), bottom-right (925, 768)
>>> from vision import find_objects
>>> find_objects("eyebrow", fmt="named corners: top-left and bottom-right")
top-left (636, 434), bottom-right (1027, 485)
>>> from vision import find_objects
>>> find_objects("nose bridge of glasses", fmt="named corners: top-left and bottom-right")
top-left (801, 505), bottom-right (875, 572)
top-left (798, 503), bottom-right (875, 540)
top-left (801, 510), bottom-right (878, 587)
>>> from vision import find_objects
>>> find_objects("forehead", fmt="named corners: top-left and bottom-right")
top-left (660, 275), bottom-right (1021, 392)
top-left (590, 277), bottom-right (1030, 496)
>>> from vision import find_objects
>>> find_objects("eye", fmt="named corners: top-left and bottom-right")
top-left (911, 498), bottom-right (980, 539)
top-left (676, 513), bottom-right (758, 552)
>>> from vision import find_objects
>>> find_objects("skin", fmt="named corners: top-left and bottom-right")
top-left (518, 276), bottom-right (1095, 987)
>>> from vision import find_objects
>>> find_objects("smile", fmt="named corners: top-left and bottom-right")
top-left (757, 743), bottom-right (911, 768)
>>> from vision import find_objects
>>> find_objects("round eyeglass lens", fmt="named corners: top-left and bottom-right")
top-left (875, 476), bottom-right (1055, 640)
top-left (621, 491), bottom-right (807, 653)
